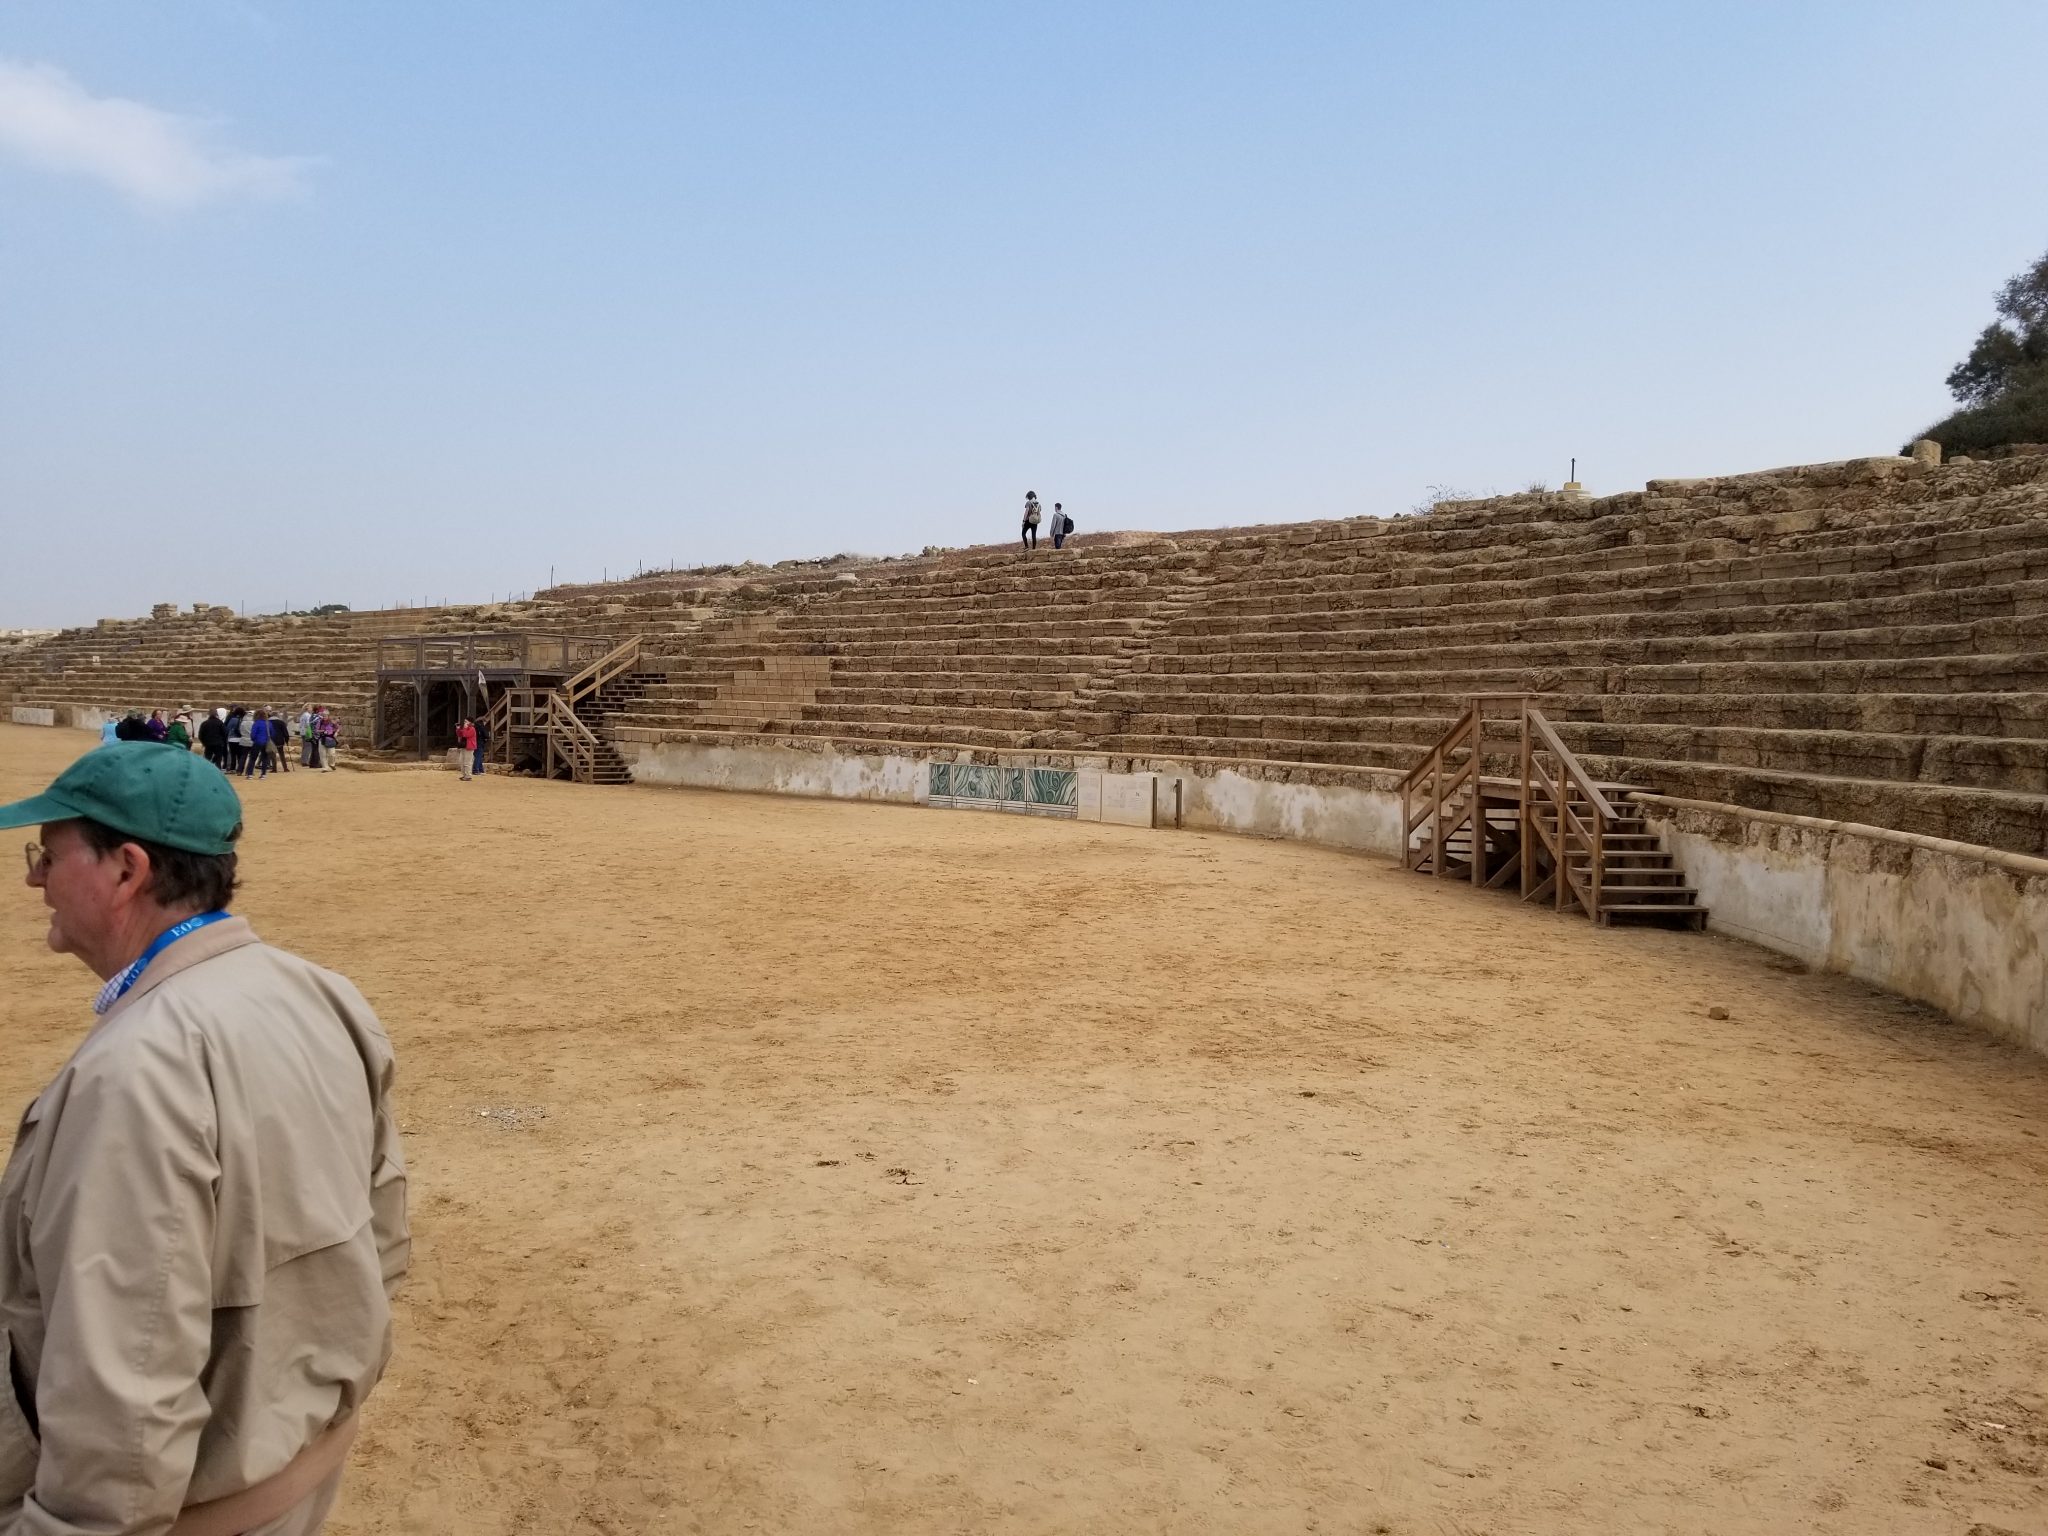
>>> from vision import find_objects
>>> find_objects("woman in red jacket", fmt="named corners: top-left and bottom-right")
top-left (455, 718), bottom-right (477, 781)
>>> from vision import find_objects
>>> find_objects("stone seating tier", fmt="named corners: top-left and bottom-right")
top-left (1171, 510), bottom-right (2048, 591)
top-left (7, 455), bottom-right (2047, 853)
top-left (1083, 711), bottom-right (2048, 790)
top-left (1202, 504), bottom-right (2048, 594)
top-left (1194, 542), bottom-right (2048, 623)
top-left (1058, 689), bottom-right (2048, 740)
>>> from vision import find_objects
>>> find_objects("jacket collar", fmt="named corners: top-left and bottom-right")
top-left (97, 914), bottom-right (262, 1027)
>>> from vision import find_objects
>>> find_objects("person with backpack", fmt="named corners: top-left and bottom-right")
top-left (1050, 502), bottom-right (1075, 550)
top-left (1021, 491), bottom-right (1042, 551)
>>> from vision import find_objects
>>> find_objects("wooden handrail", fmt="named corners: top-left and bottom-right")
top-left (1400, 697), bottom-right (1666, 927)
top-left (564, 635), bottom-right (641, 705)
top-left (1525, 707), bottom-right (1616, 820)
top-left (549, 694), bottom-right (600, 748)
top-left (483, 691), bottom-right (510, 763)
top-left (1397, 703), bottom-right (1475, 792)
top-left (1522, 704), bottom-right (1613, 920)
top-left (546, 694), bottom-right (601, 783)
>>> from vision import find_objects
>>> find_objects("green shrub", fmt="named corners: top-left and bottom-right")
top-left (1913, 364), bottom-right (2048, 457)
top-left (1917, 249), bottom-right (2048, 456)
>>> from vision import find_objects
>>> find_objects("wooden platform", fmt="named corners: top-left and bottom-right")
top-left (373, 632), bottom-right (611, 756)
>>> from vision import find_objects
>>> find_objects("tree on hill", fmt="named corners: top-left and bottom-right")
top-left (1917, 248), bottom-right (2048, 456)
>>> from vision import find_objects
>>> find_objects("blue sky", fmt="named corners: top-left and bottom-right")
top-left (3, 1), bottom-right (2045, 627)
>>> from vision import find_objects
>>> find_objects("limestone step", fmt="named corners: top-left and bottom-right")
top-left (1085, 690), bottom-right (2048, 739)
top-left (1140, 613), bottom-right (2048, 674)
top-left (1180, 553), bottom-right (2048, 634)
top-left (1154, 581), bottom-right (2048, 657)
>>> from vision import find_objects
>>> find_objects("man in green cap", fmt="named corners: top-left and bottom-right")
top-left (0, 744), bottom-right (408, 1535)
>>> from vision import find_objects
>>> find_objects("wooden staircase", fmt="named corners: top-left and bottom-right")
top-left (487, 636), bottom-right (647, 785)
top-left (1401, 694), bottom-right (1706, 928)
top-left (569, 666), bottom-right (653, 784)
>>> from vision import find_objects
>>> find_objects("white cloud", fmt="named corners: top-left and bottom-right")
top-left (0, 58), bottom-right (311, 209)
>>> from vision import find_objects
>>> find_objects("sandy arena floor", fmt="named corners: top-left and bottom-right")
top-left (2, 723), bottom-right (2045, 1534)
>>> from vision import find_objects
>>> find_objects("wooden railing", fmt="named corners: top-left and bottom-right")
top-left (483, 690), bottom-right (513, 765)
top-left (374, 632), bottom-right (610, 677)
top-left (1521, 704), bottom-right (1618, 921)
top-left (499, 686), bottom-right (554, 734)
top-left (1399, 700), bottom-right (1478, 878)
top-left (490, 680), bottom-right (624, 784)
top-left (543, 694), bottom-right (601, 782)
top-left (1403, 694), bottom-right (1627, 917)
top-left (564, 635), bottom-right (642, 708)
top-left (1400, 694), bottom-right (1528, 885)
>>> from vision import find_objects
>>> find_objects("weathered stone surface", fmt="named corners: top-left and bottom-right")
top-left (3, 454), bottom-right (2047, 851)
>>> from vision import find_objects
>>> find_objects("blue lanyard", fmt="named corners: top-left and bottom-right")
top-left (106, 911), bottom-right (231, 1008)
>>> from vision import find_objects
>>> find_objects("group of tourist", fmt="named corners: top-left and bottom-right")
top-left (101, 704), bottom-right (340, 777)
top-left (1021, 491), bottom-right (1076, 551)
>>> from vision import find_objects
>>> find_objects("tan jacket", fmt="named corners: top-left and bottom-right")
top-left (0, 918), bottom-right (409, 1535)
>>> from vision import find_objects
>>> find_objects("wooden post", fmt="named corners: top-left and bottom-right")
top-left (1518, 704), bottom-right (1533, 898)
top-left (1555, 772), bottom-right (1567, 913)
top-left (1430, 736), bottom-right (1446, 880)
top-left (1590, 795), bottom-right (1605, 924)
top-left (1402, 766), bottom-right (1420, 873)
top-left (1470, 699), bottom-right (1486, 889)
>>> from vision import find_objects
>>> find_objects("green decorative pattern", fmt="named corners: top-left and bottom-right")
top-left (929, 762), bottom-right (1077, 817)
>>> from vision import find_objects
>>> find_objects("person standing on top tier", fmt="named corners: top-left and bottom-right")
top-left (0, 743), bottom-right (409, 1534)
top-left (1050, 503), bottom-right (1073, 550)
top-left (1022, 491), bottom-right (1041, 551)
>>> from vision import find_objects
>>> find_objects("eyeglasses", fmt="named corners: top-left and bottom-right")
top-left (24, 841), bottom-right (50, 879)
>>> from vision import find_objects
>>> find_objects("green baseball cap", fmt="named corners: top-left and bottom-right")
top-left (0, 742), bottom-right (243, 854)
